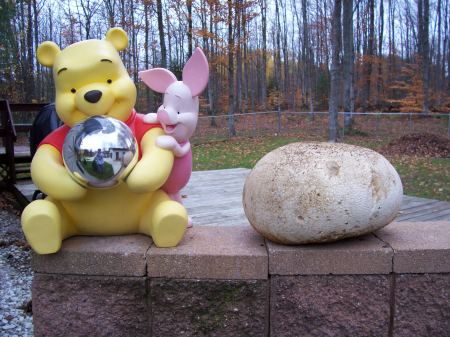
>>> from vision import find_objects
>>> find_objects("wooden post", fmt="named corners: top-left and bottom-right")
top-left (0, 100), bottom-right (17, 184)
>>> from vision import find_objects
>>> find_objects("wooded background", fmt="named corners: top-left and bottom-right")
top-left (1, 0), bottom-right (449, 128)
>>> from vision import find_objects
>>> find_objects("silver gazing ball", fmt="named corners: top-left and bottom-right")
top-left (63, 116), bottom-right (137, 188)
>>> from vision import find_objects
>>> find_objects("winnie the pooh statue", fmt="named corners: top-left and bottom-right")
top-left (21, 28), bottom-right (188, 254)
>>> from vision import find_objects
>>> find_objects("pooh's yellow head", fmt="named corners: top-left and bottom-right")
top-left (37, 28), bottom-right (136, 127)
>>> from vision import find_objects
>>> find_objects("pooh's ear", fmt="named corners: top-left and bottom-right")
top-left (37, 41), bottom-right (61, 67)
top-left (105, 27), bottom-right (128, 51)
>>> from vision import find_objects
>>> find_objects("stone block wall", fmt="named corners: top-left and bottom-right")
top-left (31, 222), bottom-right (450, 337)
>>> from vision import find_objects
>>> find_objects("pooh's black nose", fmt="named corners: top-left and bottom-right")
top-left (84, 90), bottom-right (102, 103)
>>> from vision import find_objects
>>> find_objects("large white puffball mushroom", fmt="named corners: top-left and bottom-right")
top-left (243, 142), bottom-right (403, 244)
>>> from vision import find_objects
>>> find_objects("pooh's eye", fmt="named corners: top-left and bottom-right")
top-left (71, 88), bottom-right (76, 94)
top-left (107, 79), bottom-right (112, 84)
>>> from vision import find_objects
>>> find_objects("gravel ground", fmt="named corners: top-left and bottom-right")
top-left (0, 209), bottom-right (34, 336)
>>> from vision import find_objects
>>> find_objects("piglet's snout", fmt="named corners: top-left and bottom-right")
top-left (157, 105), bottom-right (178, 125)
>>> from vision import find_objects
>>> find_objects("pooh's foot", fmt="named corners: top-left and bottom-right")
top-left (151, 202), bottom-right (188, 248)
top-left (21, 200), bottom-right (63, 254)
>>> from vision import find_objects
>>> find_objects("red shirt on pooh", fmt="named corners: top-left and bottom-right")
top-left (39, 110), bottom-right (158, 159)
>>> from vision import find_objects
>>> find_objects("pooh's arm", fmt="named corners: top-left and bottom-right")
top-left (126, 127), bottom-right (174, 193)
top-left (31, 145), bottom-right (87, 201)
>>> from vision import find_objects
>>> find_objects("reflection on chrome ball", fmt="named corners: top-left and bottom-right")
top-left (62, 116), bottom-right (137, 188)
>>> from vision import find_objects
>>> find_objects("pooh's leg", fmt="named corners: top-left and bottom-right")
top-left (140, 190), bottom-right (188, 247)
top-left (21, 199), bottom-right (77, 254)
top-left (168, 191), bottom-right (193, 228)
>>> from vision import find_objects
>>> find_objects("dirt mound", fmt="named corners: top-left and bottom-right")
top-left (379, 133), bottom-right (450, 157)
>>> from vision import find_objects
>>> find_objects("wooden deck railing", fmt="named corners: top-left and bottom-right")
top-left (0, 100), bottom-right (48, 184)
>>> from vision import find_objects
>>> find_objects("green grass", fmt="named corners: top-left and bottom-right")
top-left (193, 136), bottom-right (300, 170)
top-left (81, 159), bottom-right (114, 180)
top-left (342, 127), bottom-right (370, 137)
top-left (390, 156), bottom-right (450, 201)
top-left (343, 137), bottom-right (391, 150)
top-left (193, 136), bottom-right (450, 201)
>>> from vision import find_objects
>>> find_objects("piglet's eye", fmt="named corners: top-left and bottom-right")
top-left (177, 111), bottom-right (180, 114)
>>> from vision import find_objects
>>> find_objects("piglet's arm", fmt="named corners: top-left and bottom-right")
top-left (31, 145), bottom-right (87, 201)
top-left (176, 142), bottom-right (191, 157)
top-left (155, 135), bottom-right (178, 150)
top-left (155, 135), bottom-right (190, 157)
top-left (143, 113), bottom-right (158, 124)
top-left (126, 127), bottom-right (173, 193)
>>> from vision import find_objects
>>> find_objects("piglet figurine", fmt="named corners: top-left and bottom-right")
top-left (139, 47), bottom-right (209, 226)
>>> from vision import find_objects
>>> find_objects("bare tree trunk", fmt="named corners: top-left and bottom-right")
top-left (77, 0), bottom-right (100, 40)
top-left (243, 3), bottom-right (249, 112)
top-left (377, 0), bottom-right (384, 108)
top-left (274, 0), bottom-right (282, 111)
top-left (446, 12), bottom-right (450, 96)
top-left (329, 0), bottom-right (342, 142)
top-left (208, 0), bottom-right (217, 126)
top-left (236, 0), bottom-right (242, 114)
top-left (104, 0), bottom-right (117, 26)
top-left (47, 5), bottom-right (54, 100)
top-left (165, 6), bottom-right (172, 68)
top-left (260, 0), bottom-right (267, 109)
top-left (435, 0), bottom-right (442, 105)
top-left (119, 0), bottom-right (126, 66)
top-left (130, 1), bottom-right (138, 84)
top-left (18, 0), bottom-right (26, 100)
top-left (199, 0), bottom-right (211, 116)
top-left (389, 0), bottom-right (396, 76)
top-left (422, 0), bottom-right (430, 113)
top-left (187, 0), bottom-right (193, 58)
top-left (343, 0), bottom-right (354, 128)
top-left (227, 0), bottom-right (236, 136)
top-left (299, 0), bottom-right (306, 108)
top-left (301, 0), bottom-right (315, 116)
top-left (1, 1), bottom-right (18, 100)
top-left (282, 1), bottom-right (289, 109)
top-left (323, 1), bottom-right (330, 67)
top-left (354, 1), bottom-right (360, 106)
top-left (26, 0), bottom-right (34, 101)
top-left (363, 0), bottom-right (375, 110)
top-left (250, 48), bottom-right (256, 111)
top-left (143, 0), bottom-right (153, 112)
top-left (156, 0), bottom-right (167, 67)
top-left (33, 0), bottom-right (41, 101)
top-left (443, 0), bottom-right (449, 95)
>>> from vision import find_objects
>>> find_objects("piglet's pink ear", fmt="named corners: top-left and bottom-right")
top-left (138, 68), bottom-right (177, 93)
top-left (182, 47), bottom-right (209, 97)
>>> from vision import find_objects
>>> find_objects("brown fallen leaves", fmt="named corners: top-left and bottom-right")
top-left (379, 133), bottom-right (450, 158)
